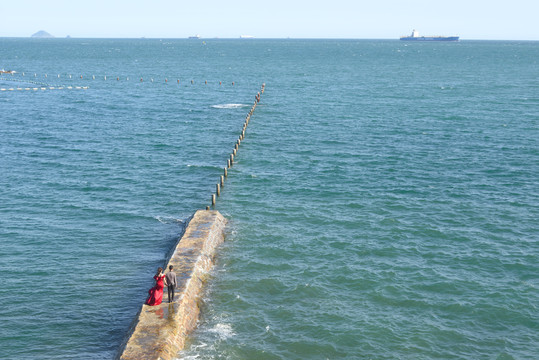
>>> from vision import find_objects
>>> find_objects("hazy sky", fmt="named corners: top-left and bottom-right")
top-left (1, 0), bottom-right (538, 40)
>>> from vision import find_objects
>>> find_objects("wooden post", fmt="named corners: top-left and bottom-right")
top-left (211, 194), bottom-right (216, 206)
top-left (216, 183), bottom-right (221, 196)
top-left (224, 167), bottom-right (228, 178)
top-left (220, 175), bottom-right (224, 187)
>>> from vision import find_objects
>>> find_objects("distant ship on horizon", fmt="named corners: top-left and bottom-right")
top-left (188, 34), bottom-right (201, 39)
top-left (400, 29), bottom-right (459, 41)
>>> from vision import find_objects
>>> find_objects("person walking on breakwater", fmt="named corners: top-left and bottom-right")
top-left (165, 265), bottom-right (177, 303)
top-left (145, 267), bottom-right (166, 306)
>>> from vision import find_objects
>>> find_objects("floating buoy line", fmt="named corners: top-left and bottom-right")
top-left (0, 74), bottom-right (88, 91)
top-left (207, 83), bottom-right (265, 210)
top-left (0, 71), bottom-right (240, 92)
top-left (0, 81), bottom-right (88, 91)
top-left (0, 87), bottom-right (88, 91)
top-left (2, 71), bottom-right (267, 210)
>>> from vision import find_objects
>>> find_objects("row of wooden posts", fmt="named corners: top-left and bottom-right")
top-left (206, 83), bottom-right (266, 210)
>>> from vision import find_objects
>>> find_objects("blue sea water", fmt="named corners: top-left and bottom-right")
top-left (0, 39), bottom-right (538, 359)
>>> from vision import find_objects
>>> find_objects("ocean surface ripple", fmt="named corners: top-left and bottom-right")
top-left (1, 39), bottom-right (537, 359)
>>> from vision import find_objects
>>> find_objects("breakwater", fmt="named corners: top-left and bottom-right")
top-left (117, 210), bottom-right (226, 360)
top-left (118, 84), bottom-right (265, 359)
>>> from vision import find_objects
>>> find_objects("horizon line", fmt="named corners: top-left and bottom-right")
top-left (1, 36), bottom-right (538, 41)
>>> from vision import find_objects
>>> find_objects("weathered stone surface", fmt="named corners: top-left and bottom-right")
top-left (117, 210), bottom-right (226, 360)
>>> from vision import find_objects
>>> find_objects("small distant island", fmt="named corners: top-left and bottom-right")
top-left (31, 30), bottom-right (54, 38)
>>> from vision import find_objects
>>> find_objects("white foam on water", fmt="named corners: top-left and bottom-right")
top-left (154, 215), bottom-right (184, 224)
top-left (210, 103), bottom-right (247, 109)
top-left (177, 343), bottom-right (208, 359)
top-left (208, 323), bottom-right (235, 340)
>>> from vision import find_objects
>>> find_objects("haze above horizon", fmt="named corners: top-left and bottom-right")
top-left (1, 0), bottom-right (538, 41)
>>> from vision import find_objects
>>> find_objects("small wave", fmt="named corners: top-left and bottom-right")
top-left (186, 163), bottom-right (222, 171)
top-left (210, 104), bottom-right (247, 109)
top-left (178, 343), bottom-right (207, 359)
top-left (208, 323), bottom-right (235, 340)
top-left (154, 216), bottom-right (185, 225)
top-left (177, 353), bottom-right (201, 360)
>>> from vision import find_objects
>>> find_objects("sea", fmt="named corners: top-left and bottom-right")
top-left (0, 38), bottom-right (537, 360)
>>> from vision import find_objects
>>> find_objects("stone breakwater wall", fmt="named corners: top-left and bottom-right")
top-left (117, 210), bottom-right (227, 360)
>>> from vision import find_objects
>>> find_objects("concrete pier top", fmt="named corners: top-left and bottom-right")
top-left (118, 210), bottom-right (227, 360)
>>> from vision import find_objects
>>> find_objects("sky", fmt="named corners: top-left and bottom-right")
top-left (1, 0), bottom-right (538, 40)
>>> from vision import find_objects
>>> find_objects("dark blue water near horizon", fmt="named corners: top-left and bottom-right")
top-left (0, 39), bottom-right (538, 359)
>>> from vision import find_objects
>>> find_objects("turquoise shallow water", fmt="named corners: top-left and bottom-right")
top-left (1, 39), bottom-right (538, 359)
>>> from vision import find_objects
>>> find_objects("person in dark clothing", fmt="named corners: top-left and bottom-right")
top-left (164, 265), bottom-right (177, 302)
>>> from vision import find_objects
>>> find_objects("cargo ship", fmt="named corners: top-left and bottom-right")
top-left (400, 29), bottom-right (459, 41)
